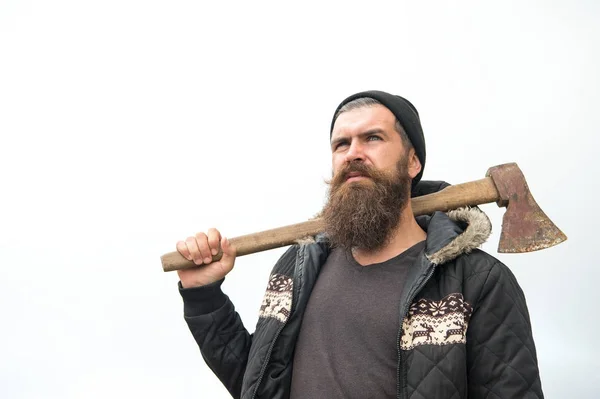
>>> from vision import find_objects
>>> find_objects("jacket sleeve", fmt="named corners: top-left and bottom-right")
top-left (466, 261), bottom-right (544, 398)
top-left (179, 278), bottom-right (251, 399)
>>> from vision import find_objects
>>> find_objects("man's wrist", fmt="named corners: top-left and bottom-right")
top-left (178, 278), bottom-right (228, 316)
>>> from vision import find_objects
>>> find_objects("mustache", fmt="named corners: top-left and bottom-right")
top-left (330, 162), bottom-right (379, 186)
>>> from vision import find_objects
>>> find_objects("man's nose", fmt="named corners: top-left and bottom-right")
top-left (344, 141), bottom-right (365, 163)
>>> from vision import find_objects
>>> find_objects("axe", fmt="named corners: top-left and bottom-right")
top-left (161, 163), bottom-right (566, 272)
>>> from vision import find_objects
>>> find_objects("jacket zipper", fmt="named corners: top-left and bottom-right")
top-left (250, 247), bottom-right (303, 399)
top-left (396, 262), bottom-right (436, 399)
top-left (250, 321), bottom-right (287, 399)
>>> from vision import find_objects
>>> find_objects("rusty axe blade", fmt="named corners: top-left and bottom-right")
top-left (161, 162), bottom-right (567, 272)
top-left (486, 163), bottom-right (567, 253)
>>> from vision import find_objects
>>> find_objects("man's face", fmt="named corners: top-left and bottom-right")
top-left (322, 105), bottom-right (421, 251)
top-left (330, 104), bottom-right (418, 182)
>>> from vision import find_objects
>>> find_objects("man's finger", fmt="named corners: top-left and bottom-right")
top-left (207, 228), bottom-right (222, 256)
top-left (185, 236), bottom-right (203, 265)
top-left (176, 241), bottom-right (192, 261)
top-left (195, 232), bottom-right (213, 264)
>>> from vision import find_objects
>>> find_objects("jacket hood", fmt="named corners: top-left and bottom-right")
top-left (420, 207), bottom-right (492, 265)
top-left (412, 180), bottom-right (492, 263)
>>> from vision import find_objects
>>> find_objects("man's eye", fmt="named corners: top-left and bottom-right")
top-left (367, 135), bottom-right (382, 141)
top-left (334, 142), bottom-right (348, 150)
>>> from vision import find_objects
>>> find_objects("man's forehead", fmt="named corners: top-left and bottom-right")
top-left (331, 104), bottom-right (395, 138)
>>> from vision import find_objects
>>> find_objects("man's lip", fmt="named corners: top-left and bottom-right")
top-left (346, 174), bottom-right (368, 181)
top-left (347, 172), bottom-right (363, 178)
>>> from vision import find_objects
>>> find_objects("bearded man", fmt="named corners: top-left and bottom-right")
top-left (175, 91), bottom-right (544, 398)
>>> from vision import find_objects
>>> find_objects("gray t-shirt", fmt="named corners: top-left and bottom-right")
top-left (290, 241), bottom-right (425, 399)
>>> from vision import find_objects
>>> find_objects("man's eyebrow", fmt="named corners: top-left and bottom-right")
top-left (330, 128), bottom-right (387, 146)
top-left (330, 136), bottom-right (347, 147)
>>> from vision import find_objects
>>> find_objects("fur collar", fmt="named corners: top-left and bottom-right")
top-left (426, 207), bottom-right (492, 265)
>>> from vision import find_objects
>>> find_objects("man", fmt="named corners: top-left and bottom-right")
top-left (176, 91), bottom-right (544, 398)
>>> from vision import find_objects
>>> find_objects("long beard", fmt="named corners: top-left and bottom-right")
top-left (322, 159), bottom-right (411, 251)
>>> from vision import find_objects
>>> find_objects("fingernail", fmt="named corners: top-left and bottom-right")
top-left (204, 257), bottom-right (212, 264)
top-left (211, 248), bottom-right (218, 255)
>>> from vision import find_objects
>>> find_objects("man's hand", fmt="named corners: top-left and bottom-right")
top-left (176, 228), bottom-right (237, 288)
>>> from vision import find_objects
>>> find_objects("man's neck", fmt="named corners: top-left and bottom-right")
top-left (352, 204), bottom-right (427, 266)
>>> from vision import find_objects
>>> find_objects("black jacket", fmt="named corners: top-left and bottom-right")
top-left (180, 184), bottom-right (543, 399)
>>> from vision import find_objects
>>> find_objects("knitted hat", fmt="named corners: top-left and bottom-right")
top-left (330, 90), bottom-right (426, 186)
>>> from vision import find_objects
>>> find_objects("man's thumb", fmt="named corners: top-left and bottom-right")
top-left (220, 237), bottom-right (237, 263)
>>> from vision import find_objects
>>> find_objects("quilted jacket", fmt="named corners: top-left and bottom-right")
top-left (180, 185), bottom-right (543, 399)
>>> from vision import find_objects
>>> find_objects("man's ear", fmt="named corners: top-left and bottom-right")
top-left (407, 148), bottom-right (422, 179)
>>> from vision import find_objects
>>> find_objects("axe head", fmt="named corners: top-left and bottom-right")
top-left (486, 163), bottom-right (567, 253)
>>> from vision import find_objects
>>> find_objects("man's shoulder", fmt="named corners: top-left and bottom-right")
top-left (444, 248), bottom-right (511, 284)
top-left (458, 247), bottom-right (500, 267)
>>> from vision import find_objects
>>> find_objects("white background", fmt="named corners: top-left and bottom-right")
top-left (1, 1), bottom-right (598, 398)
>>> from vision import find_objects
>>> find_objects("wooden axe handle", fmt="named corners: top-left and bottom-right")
top-left (161, 177), bottom-right (499, 272)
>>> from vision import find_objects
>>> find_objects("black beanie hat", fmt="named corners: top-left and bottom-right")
top-left (330, 90), bottom-right (426, 186)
